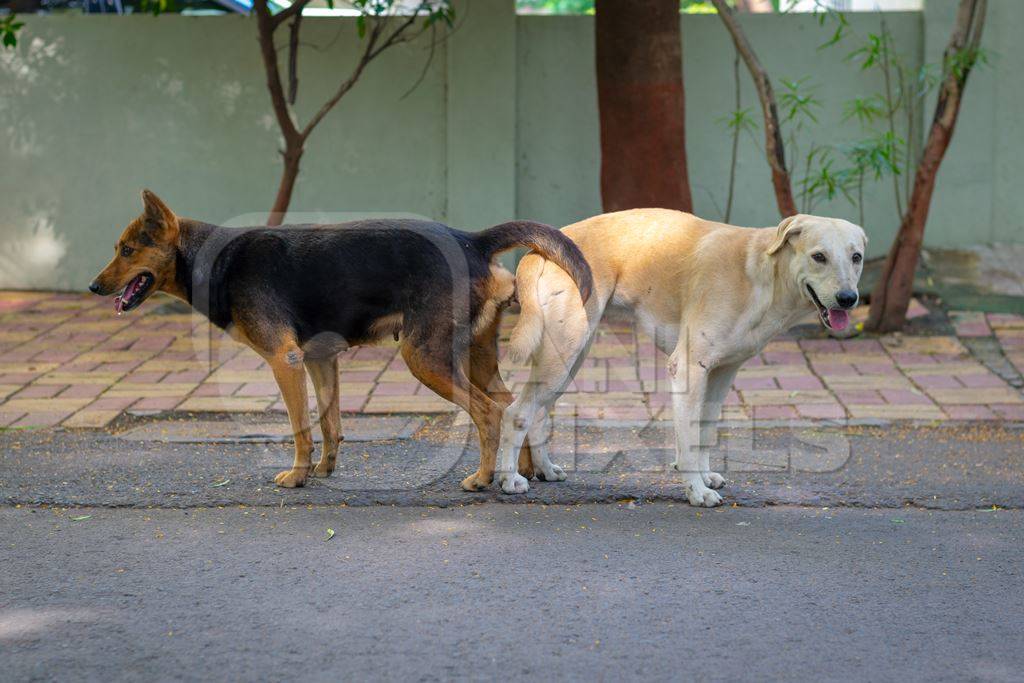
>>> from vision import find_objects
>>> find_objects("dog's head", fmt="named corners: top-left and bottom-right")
top-left (89, 190), bottom-right (179, 314)
top-left (767, 214), bottom-right (867, 332)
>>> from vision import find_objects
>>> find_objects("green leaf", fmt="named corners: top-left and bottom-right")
top-left (325, 528), bottom-right (335, 541)
top-left (71, 515), bottom-right (92, 522)
top-left (356, 15), bottom-right (366, 39)
top-left (211, 479), bottom-right (230, 488)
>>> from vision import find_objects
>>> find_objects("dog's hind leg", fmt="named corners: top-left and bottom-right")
top-left (466, 317), bottom-right (535, 480)
top-left (306, 355), bottom-right (342, 478)
top-left (403, 342), bottom-right (510, 493)
top-left (268, 343), bottom-right (314, 488)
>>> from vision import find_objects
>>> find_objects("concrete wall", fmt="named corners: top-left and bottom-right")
top-left (516, 11), bottom-right (922, 242)
top-left (0, 2), bottom-right (1017, 289)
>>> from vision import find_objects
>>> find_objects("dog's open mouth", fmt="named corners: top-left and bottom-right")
top-left (806, 284), bottom-right (849, 331)
top-left (114, 272), bottom-right (155, 314)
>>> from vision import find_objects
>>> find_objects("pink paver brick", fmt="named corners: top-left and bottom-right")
top-left (753, 405), bottom-right (799, 420)
top-left (854, 363), bottom-right (900, 376)
top-left (811, 362), bottom-right (858, 376)
top-left (235, 382), bottom-right (281, 397)
top-left (796, 403), bottom-right (846, 419)
top-left (956, 322), bottom-right (992, 337)
top-left (800, 339), bottom-right (843, 353)
top-left (991, 404), bottom-right (1024, 420)
top-left (835, 390), bottom-right (885, 405)
top-left (162, 370), bottom-right (212, 383)
top-left (945, 405), bottom-right (997, 420)
top-left (912, 375), bottom-right (961, 389)
top-left (0, 410), bottom-right (26, 427)
top-left (840, 339), bottom-right (884, 353)
top-left (125, 371), bottom-right (167, 383)
top-left (12, 411), bottom-right (73, 428)
top-left (191, 383), bottom-right (242, 397)
top-left (957, 373), bottom-right (1006, 388)
top-left (340, 396), bottom-right (368, 412)
top-left (13, 384), bottom-right (67, 399)
top-left (375, 382), bottom-right (421, 396)
top-left (880, 389), bottom-right (933, 405)
top-left (777, 376), bottom-right (823, 391)
top-left (132, 397), bottom-right (184, 412)
top-left (762, 351), bottom-right (805, 365)
top-left (734, 376), bottom-right (777, 390)
top-left (89, 396), bottom-right (138, 411)
top-left (32, 349), bottom-right (79, 362)
top-left (59, 384), bottom-right (107, 399)
top-left (890, 352), bottom-right (937, 365)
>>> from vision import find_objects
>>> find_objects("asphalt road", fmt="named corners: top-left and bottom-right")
top-left (1, 420), bottom-right (1022, 509)
top-left (2, 504), bottom-right (1022, 682)
top-left (2, 420), bottom-right (1023, 681)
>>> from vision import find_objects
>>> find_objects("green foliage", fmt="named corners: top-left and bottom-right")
top-left (842, 95), bottom-right (886, 126)
top-left (718, 107), bottom-right (758, 135)
top-left (778, 77), bottom-right (821, 125)
top-left (1, 14), bottom-right (25, 49)
top-left (514, 1), bottom-right (729, 15)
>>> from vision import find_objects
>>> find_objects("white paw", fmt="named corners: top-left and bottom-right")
top-left (537, 463), bottom-right (567, 482)
top-left (703, 472), bottom-right (726, 489)
top-left (687, 482), bottom-right (723, 508)
top-left (498, 472), bottom-right (530, 495)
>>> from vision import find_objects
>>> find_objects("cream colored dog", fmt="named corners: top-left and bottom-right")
top-left (494, 209), bottom-right (867, 507)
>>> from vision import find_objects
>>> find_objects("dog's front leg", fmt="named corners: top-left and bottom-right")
top-left (270, 348), bottom-right (314, 488)
top-left (668, 348), bottom-right (723, 508)
top-left (698, 362), bottom-right (741, 491)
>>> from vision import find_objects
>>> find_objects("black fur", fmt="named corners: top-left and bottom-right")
top-left (173, 218), bottom-right (591, 358)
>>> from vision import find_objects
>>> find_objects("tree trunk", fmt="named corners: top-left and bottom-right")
top-left (866, 0), bottom-right (987, 332)
top-left (595, 0), bottom-right (692, 213)
top-left (711, 0), bottom-right (797, 218)
top-left (268, 147), bottom-right (304, 227)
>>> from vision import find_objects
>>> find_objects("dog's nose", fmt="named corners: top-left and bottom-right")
top-left (835, 290), bottom-right (858, 309)
top-left (88, 281), bottom-right (102, 295)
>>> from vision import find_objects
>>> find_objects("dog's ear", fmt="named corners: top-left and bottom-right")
top-left (766, 215), bottom-right (803, 255)
top-left (140, 190), bottom-right (178, 241)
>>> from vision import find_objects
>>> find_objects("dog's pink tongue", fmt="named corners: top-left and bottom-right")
top-left (828, 308), bottom-right (850, 331)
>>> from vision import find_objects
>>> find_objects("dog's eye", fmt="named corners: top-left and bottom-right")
top-left (120, 245), bottom-right (135, 258)
top-left (811, 252), bottom-right (827, 264)
top-left (852, 252), bottom-right (863, 264)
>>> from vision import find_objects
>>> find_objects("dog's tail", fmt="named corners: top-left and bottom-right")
top-left (472, 221), bottom-right (593, 305)
top-left (506, 253), bottom-right (546, 363)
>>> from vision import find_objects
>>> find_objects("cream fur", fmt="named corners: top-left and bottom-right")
top-left (498, 209), bottom-right (867, 506)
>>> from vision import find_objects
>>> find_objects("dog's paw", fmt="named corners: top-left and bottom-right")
top-left (497, 472), bottom-right (530, 495)
top-left (461, 470), bottom-right (493, 492)
top-left (536, 463), bottom-right (567, 482)
top-left (703, 471), bottom-right (726, 489)
top-left (311, 461), bottom-right (335, 478)
top-left (687, 482), bottom-right (723, 508)
top-left (274, 468), bottom-right (308, 488)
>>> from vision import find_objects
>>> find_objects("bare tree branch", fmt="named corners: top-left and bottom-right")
top-left (287, 11), bottom-right (302, 106)
top-left (254, 0), bottom-right (301, 146)
top-left (710, 0), bottom-right (798, 218)
top-left (271, 0), bottom-right (312, 30)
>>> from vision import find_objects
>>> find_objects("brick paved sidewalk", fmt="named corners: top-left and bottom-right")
top-left (0, 291), bottom-right (1022, 429)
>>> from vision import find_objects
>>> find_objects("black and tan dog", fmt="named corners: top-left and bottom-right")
top-left (90, 191), bottom-right (592, 491)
